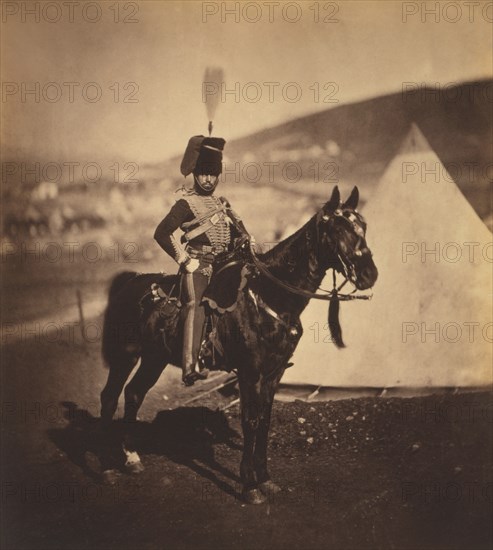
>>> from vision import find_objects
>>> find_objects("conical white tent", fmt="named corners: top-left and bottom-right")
top-left (282, 124), bottom-right (492, 388)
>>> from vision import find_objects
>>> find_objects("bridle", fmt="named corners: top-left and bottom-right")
top-left (214, 205), bottom-right (373, 305)
top-left (211, 205), bottom-right (373, 348)
top-left (317, 207), bottom-right (370, 288)
top-left (247, 207), bottom-right (372, 303)
top-left (249, 250), bottom-right (371, 303)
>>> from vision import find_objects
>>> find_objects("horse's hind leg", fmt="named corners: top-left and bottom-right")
top-left (123, 352), bottom-right (166, 422)
top-left (121, 352), bottom-right (167, 473)
top-left (100, 353), bottom-right (138, 425)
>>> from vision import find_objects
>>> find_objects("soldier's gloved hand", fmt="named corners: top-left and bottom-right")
top-left (250, 235), bottom-right (262, 253)
top-left (183, 258), bottom-right (200, 273)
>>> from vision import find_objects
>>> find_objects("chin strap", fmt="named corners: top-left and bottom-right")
top-left (193, 175), bottom-right (218, 194)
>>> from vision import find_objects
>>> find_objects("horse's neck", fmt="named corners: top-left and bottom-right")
top-left (259, 217), bottom-right (330, 317)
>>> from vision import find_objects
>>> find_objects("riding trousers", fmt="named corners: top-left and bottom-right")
top-left (181, 260), bottom-right (212, 369)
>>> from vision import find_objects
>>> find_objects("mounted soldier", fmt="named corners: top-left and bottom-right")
top-left (101, 68), bottom-right (378, 502)
top-left (154, 135), bottom-right (249, 386)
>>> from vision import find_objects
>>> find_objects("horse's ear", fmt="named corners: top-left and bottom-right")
top-left (343, 186), bottom-right (359, 210)
top-left (324, 186), bottom-right (340, 213)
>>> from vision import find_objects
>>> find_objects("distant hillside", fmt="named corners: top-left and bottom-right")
top-left (3, 80), bottom-right (490, 237)
top-left (221, 79), bottom-right (491, 221)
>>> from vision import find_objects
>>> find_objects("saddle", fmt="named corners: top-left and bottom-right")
top-left (139, 257), bottom-right (252, 371)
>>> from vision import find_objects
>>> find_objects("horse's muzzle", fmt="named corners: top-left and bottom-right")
top-left (355, 262), bottom-right (378, 290)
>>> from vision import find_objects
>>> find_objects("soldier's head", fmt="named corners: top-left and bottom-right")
top-left (193, 173), bottom-right (218, 194)
top-left (180, 136), bottom-right (226, 195)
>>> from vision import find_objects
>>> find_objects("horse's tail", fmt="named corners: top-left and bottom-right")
top-left (102, 271), bottom-right (139, 368)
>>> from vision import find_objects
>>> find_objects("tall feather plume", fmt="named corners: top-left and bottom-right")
top-left (203, 66), bottom-right (224, 136)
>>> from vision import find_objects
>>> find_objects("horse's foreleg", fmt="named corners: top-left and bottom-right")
top-left (238, 374), bottom-right (267, 504)
top-left (254, 371), bottom-right (284, 494)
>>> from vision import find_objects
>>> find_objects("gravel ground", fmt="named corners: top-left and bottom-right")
top-left (2, 329), bottom-right (491, 549)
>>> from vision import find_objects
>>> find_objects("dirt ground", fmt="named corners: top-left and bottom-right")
top-left (1, 256), bottom-right (492, 550)
top-left (1, 326), bottom-right (492, 550)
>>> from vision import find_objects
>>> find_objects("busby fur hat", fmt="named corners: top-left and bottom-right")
top-left (180, 136), bottom-right (226, 177)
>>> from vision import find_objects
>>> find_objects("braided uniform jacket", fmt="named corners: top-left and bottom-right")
top-left (182, 193), bottom-right (231, 249)
top-left (154, 191), bottom-right (244, 267)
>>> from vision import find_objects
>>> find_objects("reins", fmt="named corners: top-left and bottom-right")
top-left (248, 245), bottom-right (372, 303)
top-left (215, 202), bottom-right (373, 348)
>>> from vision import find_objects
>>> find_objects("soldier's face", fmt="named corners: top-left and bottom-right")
top-left (195, 174), bottom-right (218, 192)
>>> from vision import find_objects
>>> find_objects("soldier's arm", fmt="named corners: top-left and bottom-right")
top-left (220, 196), bottom-right (264, 252)
top-left (154, 199), bottom-right (194, 265)
top-left (219, 196), bottom-right (249, 237)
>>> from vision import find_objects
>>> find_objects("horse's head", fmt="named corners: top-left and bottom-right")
top-left (316, 186), bottom-right (378, 290)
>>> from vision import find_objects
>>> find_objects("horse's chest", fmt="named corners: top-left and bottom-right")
top-left (248, 306), bottom-right (302, 361)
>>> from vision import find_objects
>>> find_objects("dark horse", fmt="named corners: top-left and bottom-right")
top-left (100, 186), bottom-right (378, 504)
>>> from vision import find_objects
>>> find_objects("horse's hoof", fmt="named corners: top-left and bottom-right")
top-left (123, 450), bottom-right (144, 474)
top-left (84, 451), bottom-right (102, 475)
top-left (102, 469), bottom-right (121, 485)
top-left (125, 460), bottom-right (145, 474)
top-left (258, 480), bottom-right (282, 496)
top-left (242, 488), bottom-right (267, 505)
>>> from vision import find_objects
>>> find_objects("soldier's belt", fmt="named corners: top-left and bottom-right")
top-left (187, 244), bottom-right (227, 257)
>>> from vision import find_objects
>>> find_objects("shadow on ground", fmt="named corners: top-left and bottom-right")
top-left (48, 402), bottom-right (243, 497)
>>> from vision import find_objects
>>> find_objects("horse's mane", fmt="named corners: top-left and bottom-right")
top-left (251, 212), bottom-right (325, 316)
top-left (259, 214), bottom-right (317, 270)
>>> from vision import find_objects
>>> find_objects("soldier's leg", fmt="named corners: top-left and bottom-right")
top-left (182, 270), bottom-right (209, 385)
top-left (182, 272), bottom-right (196, 381)
top-left (190, 271), bottom-right (209, 365)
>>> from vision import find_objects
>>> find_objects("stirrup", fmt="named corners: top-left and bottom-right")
top-left (196, 368), bottom-right (209, 380)
top-left (182, 372), bottom-right (199, 386)
top-left (182, 368), bottom-right (209, 387)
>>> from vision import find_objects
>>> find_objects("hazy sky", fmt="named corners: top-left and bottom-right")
top-left (2, 0), bottom-right (492, 163)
